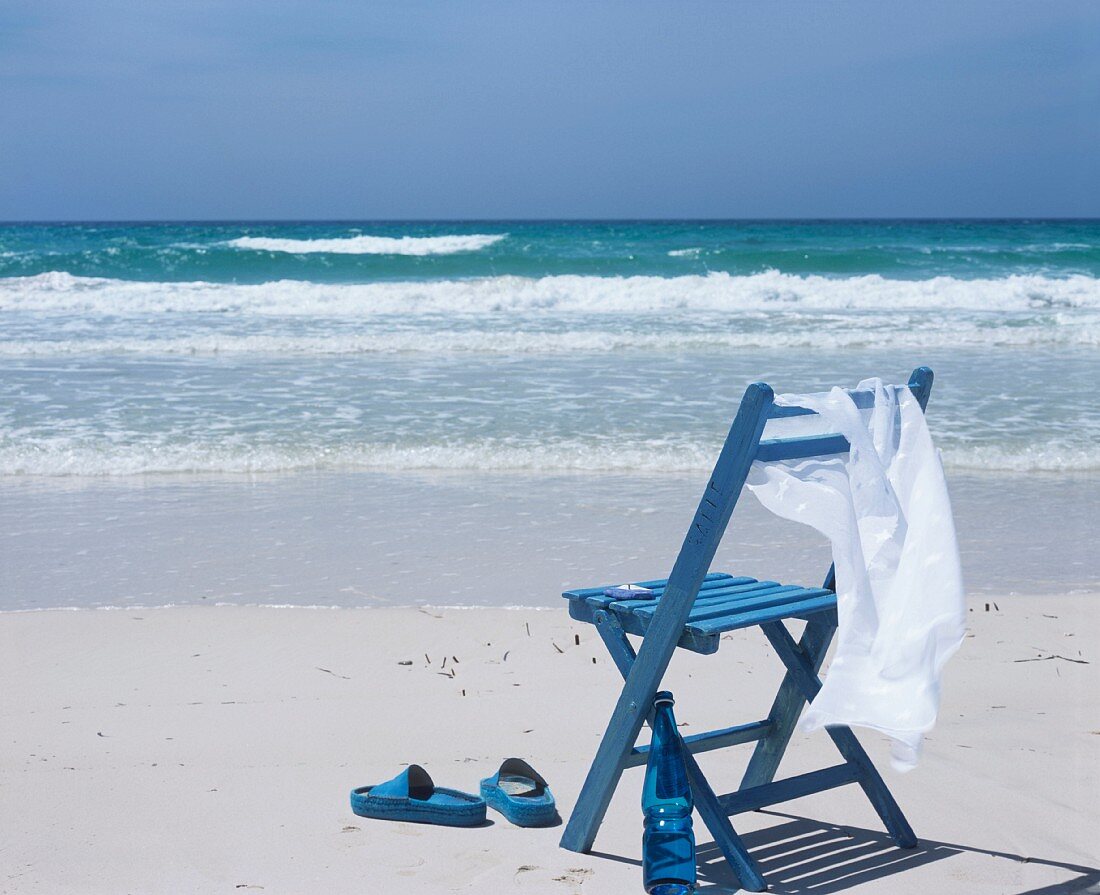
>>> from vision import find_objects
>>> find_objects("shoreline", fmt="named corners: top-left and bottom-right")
top-left (0, 603), bottom-right (569, 614)
top-left (2, 598), bottom-right (1097, 893)
top-left (3, 469), bottom-right (1097, 612)
top-left (2, 588), bottom-right (1098, 615)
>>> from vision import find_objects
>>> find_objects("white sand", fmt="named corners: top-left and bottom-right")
top-left (2, 597), bottom-right (1097, 894)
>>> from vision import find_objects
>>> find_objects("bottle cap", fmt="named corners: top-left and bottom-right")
top-left (653, 690), bottom-right (675, 706)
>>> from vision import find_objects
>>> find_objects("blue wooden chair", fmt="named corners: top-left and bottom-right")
top-left (559, 367), bottom-right (933, 891)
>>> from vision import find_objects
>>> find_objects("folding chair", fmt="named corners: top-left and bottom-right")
top-left (558, 367), bottom-right (933, 891)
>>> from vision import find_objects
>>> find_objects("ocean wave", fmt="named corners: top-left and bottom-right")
top-left (1, 317), bottom-right (1097, 357)
top-left (225, 233), bottom-right (506, 255)
top-left (2, 438), bottom-right (1096, 477)
top-left (912, 241), bottom-right (1097, 254)
top-left (0, 440), bottom-right (709, 477)
top-left (2, 270), bottom-right (1098, 317)
top-left (939, 444), bottom-right (1100, 473)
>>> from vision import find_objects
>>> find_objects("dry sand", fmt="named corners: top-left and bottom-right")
top-left (1, 596), bottom-right (1097, 894)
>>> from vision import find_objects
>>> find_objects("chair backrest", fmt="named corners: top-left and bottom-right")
top-left (754, 367), bottom-right (934, 463)
top-left (654, 367), bottom-right (935, 624)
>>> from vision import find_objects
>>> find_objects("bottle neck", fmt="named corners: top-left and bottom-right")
top-left (642, 697), bottom-right (693, 812)
top-left (652, 701), bottom-right (678, 739)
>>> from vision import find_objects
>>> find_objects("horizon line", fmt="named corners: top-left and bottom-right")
top-left (2, 216), bottom-right (1099, 226)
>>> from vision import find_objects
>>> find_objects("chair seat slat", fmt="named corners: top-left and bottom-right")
top-left (625, 582), bottom-right (793, 618)
top-left (602, 607), bottom-right (720, 655)
top-left (581, 574), bottom-right (756, 612)
top-left (562, 570), bottom-right (735, 601)
top-left (565, 572), bottom-right (746, 610)
top-left (687, 593), bottom-right (837, 635)
top-left (613, 580), bottom-right (781, 613)
top-left (681, 587), bottom-right (818, 624)
top-left (643, 574), bottom-right (757, 599)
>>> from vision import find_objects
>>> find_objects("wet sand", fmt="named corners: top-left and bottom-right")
top-left (1, 470), bottom-right (1097, 610)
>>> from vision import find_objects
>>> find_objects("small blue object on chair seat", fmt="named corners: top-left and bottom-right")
top-left (603, 584), bottom-right (655, 600)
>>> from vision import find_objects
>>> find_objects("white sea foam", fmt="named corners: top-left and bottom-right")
top-left (0, 440), bottom-right (709, 477)
top-left (3, 270), bottom-right (1098, 317)
top-left (3, 270), bottom-right (1095, 479)
top-left (226, 233), bottom-right (506, 255)
top-left (2, 437), bottom-right (1096, 477)
top-left (940, 444), bottom-right (1100, 473)
top-left (1, 316), bottom-right (1097, 356)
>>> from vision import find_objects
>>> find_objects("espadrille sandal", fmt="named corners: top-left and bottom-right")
top-left (351, 765), bottom-right (486, 827)
top-left (480, 758), bottom-right (558, 827)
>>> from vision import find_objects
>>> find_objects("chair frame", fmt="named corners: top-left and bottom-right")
top-left (559, 367), bottom-right (934, 891)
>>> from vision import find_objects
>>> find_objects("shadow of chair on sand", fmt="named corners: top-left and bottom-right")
top-left (592, 809), bottom-right (1099, 895)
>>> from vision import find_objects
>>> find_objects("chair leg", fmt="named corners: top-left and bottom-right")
top-left (684, 751), bottom-right (767, 892)
top-left (741, 615), bottom-right (835, 789)
top-left (570, 611), bottom-right (766, 891)
top-left (559, 612), bottom-right (640, 853)
top-left (823, 727), bottom-right (917, 848)
top-left (758, 620), bottom-right (917, 849)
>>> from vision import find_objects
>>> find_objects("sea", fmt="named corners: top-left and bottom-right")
top-left (1, 220), bottom-right (1097, 609)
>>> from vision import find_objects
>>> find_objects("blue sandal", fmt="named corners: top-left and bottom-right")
top-left (480, 758), bottom-right (558, 827)
top-left (351, 765), bottom-right (486, 827)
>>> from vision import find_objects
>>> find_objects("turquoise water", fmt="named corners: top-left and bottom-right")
top-left (1, 220), bottom-right (1098, 476)
top-left (3, 220), bottom-right (1100, 281)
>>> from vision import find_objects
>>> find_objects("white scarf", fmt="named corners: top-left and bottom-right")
top-left (746, 379), bottom-right (966, 770)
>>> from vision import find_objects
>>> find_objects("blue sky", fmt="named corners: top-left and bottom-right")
top-left (2, 1), bottom-right (1097, 219)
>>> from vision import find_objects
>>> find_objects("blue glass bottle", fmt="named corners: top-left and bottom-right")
top-left (641, 691), bottom-right (696, 895)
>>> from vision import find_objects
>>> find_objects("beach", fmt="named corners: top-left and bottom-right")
top-left (2, 219), bottom-right (1099, 893)
top-left (2, 598), bottom-right (1096, 894)
top-left (4, 0), bottom-right (1099, 886)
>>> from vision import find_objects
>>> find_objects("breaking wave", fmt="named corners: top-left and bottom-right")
top-left (2, 270), bottom-right (1098, 317)
top-left (1, 318), bottom-right (1097, 356)
top-left (226, 233), bottom-right (506, 255)
top-left (2, 438), bottom-right (1096, 477)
